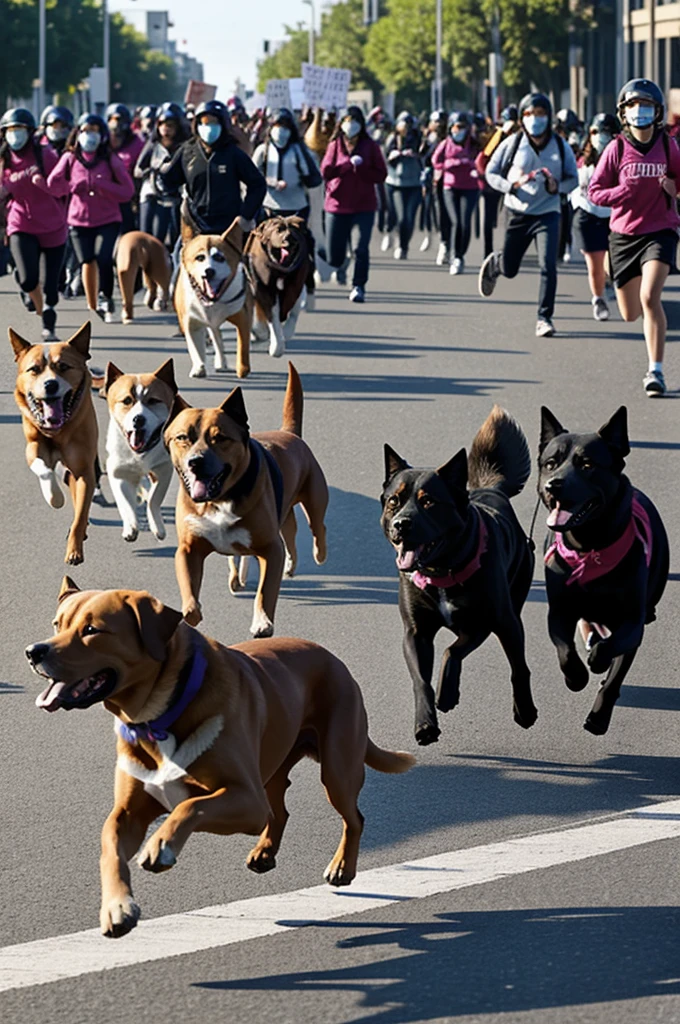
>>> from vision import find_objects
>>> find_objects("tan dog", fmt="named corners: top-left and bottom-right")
top-left (26, 581), bottom-right (416, 938)
top-left (174, 214), bottom-right (253, 379)
top-left (104, 359), bottom-right (177, 542)
top-left (116, 230), bottom-right (172, 325)
top-left (10, 322), bottom-right (98, 565)
top-left (245, 215), bottom-right (316, 357)
top-left (165, 362), bottom-right (328, 637)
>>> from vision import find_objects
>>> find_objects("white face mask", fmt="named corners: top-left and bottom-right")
top-left (591, 131), bottom-right (612, 153)
top-left (46, 125), bottom-right (69, 143)
top-left (270, 125), bottom-right (291, 148)
top-left (342, 119), bottom-right (361, 139)
top-left (625, 103), bottom-right (655, 128)
top-left (79, 130), bottom-right (100, 153)
top-left (5, 128), bottom-right (29, 151)
top-left (523, 114), bottom-right (549, 137)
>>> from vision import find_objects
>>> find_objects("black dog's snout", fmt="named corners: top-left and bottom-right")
top-left (187, 454), bottom-right (206, 475)
top-left (43, 379), bottom-right (59, 396)
top-left (26, 643), bottom-right (49, 665)
top-left (544, 477), bottom-right (563, 495)
top-left (132, 414), bottom-right (146, 428)
top-left (391, 518), bottom-right (409, 540)
top-left (203, 267), bottom-right (216, 281)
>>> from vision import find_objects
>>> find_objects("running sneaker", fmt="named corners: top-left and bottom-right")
top-left (419, 235), bottom-right (431, 252)
top-left (349, 286), bottom-right (365, 303)
top-left (592, 297), bottom-right (609, 321)
top-left (562, 245), bottom-right (572, 263)
top-left (394, 247), bottom-right (407, 260)
top-left (41, 328), bottom-right (59, 342)
top-left (435, 243), bottom-right (449, 266)
top-left (380, 234), bottom-right (392, 252)
top-left (535, 318), bottom-right (555, 338)
top-left (643, 370), bottom-right (666, 397)
top-left (98, 294), bottom-right (115, 324)
top-left (20, 291), bottom-right (36, 313)
top-left (449, 256), bottom-right (464, 276)
top-left (478, 251), bottom-right (501, 297)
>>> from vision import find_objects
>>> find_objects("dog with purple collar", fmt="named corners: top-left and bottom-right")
top-left (538, 405), bottom-right (669, 735)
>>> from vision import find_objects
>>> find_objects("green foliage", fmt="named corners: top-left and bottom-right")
top-left (109, 14), bottom-right (177, 105)
top-left (257, 25), bottom-right (310, 91)
top-left (316, 0), bottom-right (381, 93)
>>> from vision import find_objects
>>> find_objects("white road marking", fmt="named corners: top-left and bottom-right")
top-left (2, 797), bottom-right (680, 992)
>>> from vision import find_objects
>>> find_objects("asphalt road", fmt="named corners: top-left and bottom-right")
top-left (0, 227), bottom-right (679, 1024)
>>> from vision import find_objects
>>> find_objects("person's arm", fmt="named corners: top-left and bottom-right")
top-left (235, 147), bottom-right (267, 222)
top-left (321, 140), bottom-right (352, 181)
top-left (385, 133), bottom-right (401, 163)
top-left (30, 145), bottom-right (58, 192)
top-left (588, 144), bottom-right (630, 206)
top-left (557, 141), bottom-right (579, 194)
top-left (355, 140), bottom-right (387, 184)
top-left (134, 140), bottom-right (154, 180)
top-left (45, 152), bottom-right (73, 197)
top-left (431, 139), bottom-right (446, 172)
top-left (96, 154), bottom-right (135, 202)
top-left (158, 142), bottom-right (187, 189)
top-left (485, 136), bottom-right (515, 194)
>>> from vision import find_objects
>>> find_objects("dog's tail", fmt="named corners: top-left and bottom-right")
top-left (281, 361), bottom-right (303, 436)
top-left (365, 738), bottom-right (416, 774)
top-left (468, 405), bottom-right (531, 498)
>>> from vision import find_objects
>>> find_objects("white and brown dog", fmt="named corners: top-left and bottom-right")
top-left (174, 214), bottom-right (253, 380)
top-left (104, 359), bottom-right (177, 543)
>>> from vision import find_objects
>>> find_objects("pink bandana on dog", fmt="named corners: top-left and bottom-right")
top-left (545, 492), bottom-right (652, 587)
top-left (411, 510), bottom-right (489, 591)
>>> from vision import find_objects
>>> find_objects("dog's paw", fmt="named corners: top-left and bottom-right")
top-left (246, 845), bottom-right (277, 874)
top-left (514, 701), bottom-right (538, 730)
top-left (587, 640), bottom-right (613, 675)
top-left (150, 522), bottom-right (166, 542)
top-left (213, 364), bottom-right (229, 374)
top-left (189, 365), bottom-right (207, 379)
top-left (65, 546), bottom-right (84, 566)
top-left (269, 336), bottom-right (285, 358)
top-left (138, 837), bottom-right (176, 873)
top-left (100, 895), bottom-right (141, 938)
top-left (324, 858), bottom-right (355, 887)
top-left (583, 709), bottom-right (612, 736)
top-left (251, 608), bottom-right (274, 638)
top-left (183, 600), bottom-right (203, 626)
top-left (562, 652), bottom-right (589, 692)
top-left (122, 524), bottom-right (139, 543)
top-left (415, 722), bottom-right (440, 746)
top-left (235, 363), bottom-right (250, 379)
top-left (284, 554), bottom-right (296, 578)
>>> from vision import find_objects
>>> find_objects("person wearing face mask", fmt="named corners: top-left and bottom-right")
top-left (39, 105), bottom-right (74, 157)
top-left (105, 104), bottom-right (144, 235)
top-left (252, 108), bottom-right (321, 222)
top-left (570, 113), bottom-right (620, 322)
top-left (418, 110), bottom-right (449, 257)
top-left (135, 102), bottom-right (191, 249)
top-left (589, 79), bottom-right (680, 397)
top-left (0, 107), bottom-right (68, 340)
top-left (159, 99), bottom-right (265, 240)
top-left (381, 111), bottom-right (423, 260)
top-left (481, 92), bottom-right (578, 337)
top-left (432, 112), bottom-right (481, 274)
top-left (475, 106), bottom-right (520, 258)
top-left (46, 113), bottom-right (134, 323)
top-left (320, 106), bottom-right (387, 303)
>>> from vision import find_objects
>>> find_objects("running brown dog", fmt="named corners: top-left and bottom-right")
top-left (165, 362), bottom-right (328, 637)
top-left (116, 230), bottom-right (172, 324)
top-left (10, 321), bottom-right (98, 565)
top-left (26, 581), bottom-right (415, 938)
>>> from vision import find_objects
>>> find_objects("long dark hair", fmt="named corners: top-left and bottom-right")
top-left (151, 116), bottom-right (191, 148)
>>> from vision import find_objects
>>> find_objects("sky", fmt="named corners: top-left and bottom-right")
top-left (109, 0), bottom-right (316, 98)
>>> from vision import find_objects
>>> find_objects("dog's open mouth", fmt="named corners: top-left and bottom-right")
top-left (27, 382), bottom-right (83, 432)
top-left (394, 543), bottom-right (424, 571)
top-left (35, 669), bottom-right (117, 712)
top-left (546, 496), bottom-right (601, 530)
top-left (125, 424), bottom-right (162, 454)
top-left (181, 465), bottom-right (230, 503)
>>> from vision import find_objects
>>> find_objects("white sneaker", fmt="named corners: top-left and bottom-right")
top-left (393, 246), bottom-right (403, 260)
top-left (436, 243), bottom-right (449, 266)
top-left (349, 286), bottom-right (365, 303)
top-left (380, 234), bottom-right (392, 252)
top-left (592, 297), bottom-right (609, 322)
top-left (562, 245), bottom-right (572, 264)
top-left (419, 235), bottom-right (431, 252)
top-left (450, 256), bottom-right (464, 275)
top-left (535, 318), bottom-right (555, 338)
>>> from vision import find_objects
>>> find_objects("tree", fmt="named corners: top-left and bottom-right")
top-left (364, 0), bottom-right (437, 96)
top-left (1, 0), bottom-right (42, 101)
top-left (109, 14), bottom-right (177, 106)
top-left (316, 0), bottom-right (381, 94)
top-left (257, 24), bottom-right (310, 91)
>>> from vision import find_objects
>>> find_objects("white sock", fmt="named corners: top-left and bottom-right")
top-left (591, 295), bottom-right (603, 304)
top-left (649, 361), bottom-right (663, 374)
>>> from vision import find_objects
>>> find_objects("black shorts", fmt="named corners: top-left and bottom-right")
top-left (608, 228), bottom-right (678, 288)
top-left (574, 209), bottom-right (609, 253)
top-left (69, 222), bottom-right (120, 266)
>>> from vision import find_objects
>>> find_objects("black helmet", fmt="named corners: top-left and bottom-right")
top-left (226, 95), bottom-right (245, 113)
top-left (501, 104), bottom-right (518, 122)
top-left (396, 110), bottom-right (414, 125)
top-left (41, 104), bottom-right (74, 128)
top-left (429, 109), bottom-right (446, 124)
top-left (555, 107), bottom-right (580, 132)
top-left (343, 105), bottom-right (366, 127)
top-left (473, 112), bottom-right (486, 130)
top-left (0, 107), bottom-right (36, 131)
top-left (448, 111), bottom-right (471, 129)
top-left (157, 102), bottom-right (183, 123)
top-left (139, 104), bottom-right (157, 122)
top-left (590, 112), bottom-right (620, 136)
top-left (77, 112), bottom-right (109, 142)
top-left (519, 92), bottom-right (553, 121)
top-left (270, 107), bottom-right (295, 127)
top-left (105, 103), bottom-right (131, 128)
top-left (617, 78), bottom-right (665, 125)
top-left (195, 100), bottom-right (228, 122)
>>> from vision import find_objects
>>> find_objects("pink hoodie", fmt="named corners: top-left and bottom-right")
top-left (588, 133), bottom-right (680, 235)
top-left (321, 136), bottom-right (387, 215)
top-left (431, 137), bottom-right (481, 191)
top-left (47, 150), bottom-right (134, 228)
top-left (113, 133), bottom-right (145, 177)
top-left (1, 144), bottom-right (67, 247)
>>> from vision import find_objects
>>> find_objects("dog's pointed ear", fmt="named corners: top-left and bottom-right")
top-left (222, 217), bottom-right (244, 254)
top-left (181, 213), bottom-right (197, 244)
top-left (8, 327), bottom-right (32, 362)
top-left (103, 362), bottom-right (124, 395)
top-left (125, 592), bottom-right (183, 663)
top-left (154, 358), bottom-right (178, 394)
top-left (540, 406), bottom-right (567, 453)
top-left (437, 448), bottom-right (468, 493)
top-left (598, 406), bottom-right (629, 459)
top-left (65, 322), bottom-right (92, 361)
top-left (163, 393), bottom-right (192, 439)
top-left (58, 575), bottom-right (80, 603)
top-left (383, 444), bottom-right (410, 484)
top-left (220, 387), bottom-right (249, 433)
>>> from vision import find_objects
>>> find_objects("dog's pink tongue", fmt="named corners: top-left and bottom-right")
top-left (547, 503), bottom-right (573, 528)
top-left (280, 246), bottom-right (290, 262)
top-left (190, 478), bottom-right (209, 502)
top-left (396, 545), bottom-right (420, 570)
top-left (42, 398), bottom-right (64, 429)
top-left (128, 429), bottom-right (146, 452)
top-left (35, 680), bottom-right (70, 712)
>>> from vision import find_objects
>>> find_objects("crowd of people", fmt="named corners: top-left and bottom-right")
top-left (0, 78), bottom-right (677, 395)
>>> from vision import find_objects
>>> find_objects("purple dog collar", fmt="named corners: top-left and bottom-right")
top-left (117, 638), bottom-right (208, 745)
top-left (411, 509), bottom-right (489, 591)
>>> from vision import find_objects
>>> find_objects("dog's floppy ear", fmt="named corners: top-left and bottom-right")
top-left (598, 406), bottom-right (629, 460)
top-left (65, 322), bottom-right (92, 361)
top-left (437, 448), bottom-right (468, 494)
top-left (8, 326), bottom-right (32, 362)
top-left (57, 575), bottom-right (80, 604)
top-left (383, 444), bottom-right (410, 484)
top-left (103, 361), bottom-right (124, 395)
top-left (125, 592), bottom-right (183, 663)
top-left (222, 217), bottom-right (244, 254)
top-left (539, 406), bottom-right (567, 453)
top-left (154, 358), bottom-right (178, 395)
top-left (220, 387), bottom-right (249, 433)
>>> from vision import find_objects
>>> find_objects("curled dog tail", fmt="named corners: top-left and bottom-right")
top-left (468, 405), bottom-right (531, 498)
top-left (365, 738), bottom-right (416, 774)
top-left (281, 361), bottom-right (303, 436)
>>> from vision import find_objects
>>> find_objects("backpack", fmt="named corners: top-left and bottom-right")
top-left (500, 131), bottom-right (566, 180)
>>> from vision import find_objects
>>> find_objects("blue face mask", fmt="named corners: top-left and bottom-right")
top-left (198, 122), bottom-right (221, 145)
top-left (5, 128), bottom-right (29, 151)
top-left (524, 114), bottom-right (549, 137)
top-left (625, 104), bottom-right (655, 128)
top-left (451, 129), bottom-right (468, 143)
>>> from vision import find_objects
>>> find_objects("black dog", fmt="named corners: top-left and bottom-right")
top-left (381, 406), bottom-right (537, 745)
top-left (538, 405), bottom-right (669, 735)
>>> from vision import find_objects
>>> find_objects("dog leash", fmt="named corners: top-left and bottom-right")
top-left (527, 495), bottom-right (541, 553)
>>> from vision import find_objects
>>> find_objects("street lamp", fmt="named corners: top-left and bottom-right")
top-left (103, 0), bottom-right (110, 104)
top-left (38, 0), bottom-right (46, 117)
top-left (302, 0), bottom-right (315, 65)
top-left (434, 0), bottom-right (442, 110)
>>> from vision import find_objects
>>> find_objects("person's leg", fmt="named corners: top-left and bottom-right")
top-left (458, 189), bottom-right (480, 258)
top-left (41, 244), bottom-right (66, 335)
top-left (483, 191), bottom-right (500, 258)
top-left (584, 251), bottom-right (607, 299)
top-left (639, 259), bottom-right (670, 366)
top-left (139, 199), bottom-right (155, 236)
top-left (352, 211), bottom-right (375, 288)
top-left (403, 187), bottom-right (421, 252)
top-left (325, 212), bottom-right (352, 270)
top-left (390, 187), bottom-right (408, 251)
top-left (9, 233), bottom-right (43, 312)
top-left (501, 214), bottom-right (534, 280)
top-left (95, 223), bottom-right (121, 300)
top-left (436, 180), bottom-right (451, 251)
top-left (70, 227), bottom-right (99, 309)
top-left (615, 276), bottom-right (643, 321)
top-left (443, 190), bottom-right (460, 258)
top-left (532, 212), bottom-right (560, 320)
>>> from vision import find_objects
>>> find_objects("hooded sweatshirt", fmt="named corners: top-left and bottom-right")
top-left (432, 135), bottom-right (480, 190)
top-left (47, 150), bottom-right (135, 227)
top-left (1, 143), bottom-right (67, 246)
top-left (486, 130), bottom-right (578, 215)
top-left (321, 135), bottom-right (387, 214)
top-left (588, 131), bottom-right (680, 235)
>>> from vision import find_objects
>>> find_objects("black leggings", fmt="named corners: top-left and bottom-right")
top-left (9, 232), bottom-right (65, 331)
top-left (69, 222), bottom-right (120, 298)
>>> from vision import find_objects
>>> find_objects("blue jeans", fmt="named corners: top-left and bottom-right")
top-left (325, 210), bottom-right (375, 288)
top-left (386, 184), bottom-right (421, 252)
top-left (140, 198), bottom-right (181, 249)
top-left (501, 211), bottom-right (560, 320)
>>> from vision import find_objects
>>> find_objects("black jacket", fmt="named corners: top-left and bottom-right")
top-left (160, 134), bottom-right (266, 233)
